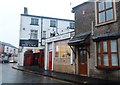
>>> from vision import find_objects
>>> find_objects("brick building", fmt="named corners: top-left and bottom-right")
top-left (68, 0), bottom-right (120, 81)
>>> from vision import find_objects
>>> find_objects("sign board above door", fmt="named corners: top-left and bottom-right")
top-left (19, 39), bottom-right (38, 47)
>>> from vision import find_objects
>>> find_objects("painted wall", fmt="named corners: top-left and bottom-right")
top-left (4, 46), bottom-right (18, 54)
top-left (19, 14), bottom-right (74, 66)
top-left (45, 32), bottom-right (75, 74)
top-left (20, 16), bottom-right (42, 41)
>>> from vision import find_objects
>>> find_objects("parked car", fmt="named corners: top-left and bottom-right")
top-left (2, 55), bottom-right (9, 63)
top-left (9, 56), bottom-right (18, 63)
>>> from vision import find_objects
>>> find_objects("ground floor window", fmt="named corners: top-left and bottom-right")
top-left (55, 40), bottom-right (71, 58)
top-left (96, 39), bottom-right (119, 69)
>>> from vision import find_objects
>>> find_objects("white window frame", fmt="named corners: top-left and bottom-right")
top-left (95, 0), bottom-right (117, 26)
top-left (31, 18), bottom-right (39, 25)
top-left (50, 20), bottom-right (57, 27)
top-left (30, 30), bottom-right (38, 39)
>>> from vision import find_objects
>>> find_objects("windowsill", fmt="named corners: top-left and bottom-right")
top-left (50, 26), bottom-right (57, 27)
top-left (29, 39), bottom-right (38, 40)
top-left (96, 66), bottom-right (120, 71)
top-left (69, 28), bottom-right (75, 29)
top-left (95, 19), bottom-right (117, 27)
top-left (30, 24), bottom-right (39, 26)
top-left (42, 38), bottom-right (46, 39)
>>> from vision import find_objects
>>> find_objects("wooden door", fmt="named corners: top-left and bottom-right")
top-left (24, 51), bottom-right (33, 66)
top-left (78, 47), bottom-right (88, 75)
top-left (49, 52), bottom-right (52, 70)
top-left (38, 50), bottom-right (44, 68)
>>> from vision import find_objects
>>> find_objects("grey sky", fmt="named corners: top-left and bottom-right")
top-left (0, 0), bottom-right (87, 47)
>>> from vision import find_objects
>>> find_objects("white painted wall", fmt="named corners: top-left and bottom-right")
top-left (18, 14), bottom-right (74, 66)
top-left (4, 46), bottom-right (18, 55)
top-left (45, 32), bottom-right (74, 70)
top-left (20, 16), bottom-right (42, 41)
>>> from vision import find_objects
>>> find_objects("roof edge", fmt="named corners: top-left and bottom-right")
top-left (21, 14), bottom-right (74, 22)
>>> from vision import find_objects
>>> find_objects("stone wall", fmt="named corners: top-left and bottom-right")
top-left (53, 57), bottom-right (74, 74)
top-left (74, 1), bottom-right (120, 81)
top-left (74, 2), bottom-right (95, 35)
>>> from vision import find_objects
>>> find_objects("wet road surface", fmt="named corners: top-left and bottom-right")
top-left (1, 63), bottom-right (76, 84)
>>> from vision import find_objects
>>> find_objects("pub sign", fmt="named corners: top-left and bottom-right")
top-left (19, 39), bottom-right (38, 47)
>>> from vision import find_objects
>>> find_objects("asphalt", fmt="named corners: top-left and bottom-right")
top-left (12, 64), bottom-right (120, 85)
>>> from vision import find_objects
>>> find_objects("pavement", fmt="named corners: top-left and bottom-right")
top-left (12, 64), bottom-right (120, 85)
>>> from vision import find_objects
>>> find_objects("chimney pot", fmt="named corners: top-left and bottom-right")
top-left (24, 7), bottom-right (28, 15)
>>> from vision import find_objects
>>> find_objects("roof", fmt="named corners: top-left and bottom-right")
top-left (0, 41), bottom-right (17, 48)
top-left (72, 0), bottom-right (93, 13)
top-left (92, 32), bottom-right (120, 42)
top-left (68, 32), bottom-right (91, 46)
top-left (21, 14), bottom-right (75, 22)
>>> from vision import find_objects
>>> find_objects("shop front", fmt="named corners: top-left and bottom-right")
top-left (19, 39), bottom-right (45, 68)
top-left (23, 49), bottom-right (44, 68)
top-left (45, 32), bottom-right (75, 74)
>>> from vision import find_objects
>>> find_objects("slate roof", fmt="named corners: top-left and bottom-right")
top-left (0, 41), bottom-right (17, 48)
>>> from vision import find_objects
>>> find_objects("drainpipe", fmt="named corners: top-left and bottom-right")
top-left (41, 18), bottom-right (43, 46)
top-left (91, 21), bottom-right (94, 36)
top-left (69, 46), bottom-right (76, 74)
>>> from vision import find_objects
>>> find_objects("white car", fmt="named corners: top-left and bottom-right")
top-left (9, 56), bottom-right (17, 63)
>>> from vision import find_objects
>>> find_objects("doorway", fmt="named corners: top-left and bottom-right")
top-left (24, 50), bottom-right (33, 66)
top-left (78, 47), bottom-right (88, 75)
top-left (33, 53), bottom-right (39, 66)
top-left (49, 51), bottom-right (52, 70)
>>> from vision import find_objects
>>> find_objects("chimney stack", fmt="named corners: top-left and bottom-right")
top-left (24, 7), bottom-right (28, 15)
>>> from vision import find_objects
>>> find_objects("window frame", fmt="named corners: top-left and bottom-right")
top-left (79, 47), bottom-right (87, 64)
top-left (30, 18), bottom-right (39, 26)
top-left (55, 40), bottom-right (71, 58)
top-left (30, 30), bottom-right (38, 39)
top-left (69, 22), bottom-right (75, 29)
top-left (96, 39), bottom-right (119, 69)
top-left (42, 31), bottom-right (46, 39)
top-left (50, 20), bottom-right (57, 27)
top-left (95, 0), bottom-right (116, 26)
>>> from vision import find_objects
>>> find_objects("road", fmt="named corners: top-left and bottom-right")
top-left (1, 63), bottom-right (76, 84)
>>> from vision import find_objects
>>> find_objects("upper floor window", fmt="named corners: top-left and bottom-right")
top-left (50, 20), bottom-right (57, 27)
top-left (30, 30), bottom-right (38, 39)
top-left (6, 47), bottom-right (9, 52)
top-left (96, 39), bottom-right (119, 69)
top-left (31, 18), bottom-right (39, 25)
top-left (50, 32), bottom-right (55, 37)
top-left (42, 31), bottom-right (46, 39)
top-left (96, 0), bottom-right (116, 25)
top-left (69, 22), bottom-right (75, 29)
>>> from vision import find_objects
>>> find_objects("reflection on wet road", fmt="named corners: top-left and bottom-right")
top-left (1, 63), bottom-right (75, 84)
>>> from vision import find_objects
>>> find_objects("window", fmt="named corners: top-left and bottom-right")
top-left (31, 18), bottom-right (39, 25)
top-left (42, 31), bottom-right (46, 39)
top-left (55, 40), bottom-right (71, 58)
top-left (50, 20), bottom-right (57, 27)
top-left (14, 49), bottom-right (16, 53)
top-left (69, 22), bottom-right (75, 29)
top-left (50, 32), bottom-right (55, 37)
top-left (96, 40), bottom-right (119, 69)
top-left (79, 47), bottom-right (87, 64)
top-left (6, 47), bottom-right (9, 52)
top-left (30, 30), bottom-right (38, 39)
top-left (96, 0), bottom-right (115, 24)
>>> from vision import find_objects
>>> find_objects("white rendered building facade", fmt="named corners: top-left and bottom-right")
top-left (18, 9), bottom-right (75, 66)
